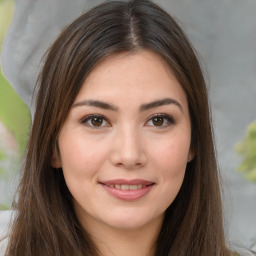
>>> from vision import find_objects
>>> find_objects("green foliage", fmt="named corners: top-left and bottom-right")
top-left (0, 0), bottom-right (14, 46)
top-left (0, 167), bottom-right (4, 176)
top-left (0, 150), bottom-right (6, 175)
top-left (0, 204), bottom-right (10, 210)
top-left (0, 150), bottom-right (6, 161)
top-left (235, 121), bottom-right (256, 183)
top-left (0, 71), bottom-right (31, 153)
top-left (0, 0), bottom-right (31, 154)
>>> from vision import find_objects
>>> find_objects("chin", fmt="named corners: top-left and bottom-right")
top-left (102, 210), bottom-right (163, 231)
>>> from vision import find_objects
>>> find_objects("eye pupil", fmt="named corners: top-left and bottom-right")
top-left (153, 117), bottom-right (164, 126)
top-left (92, 117), bottom-right (103, 126)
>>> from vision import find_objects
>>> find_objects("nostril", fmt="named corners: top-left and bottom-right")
top-left (109, 138), bottom-right (147, 169)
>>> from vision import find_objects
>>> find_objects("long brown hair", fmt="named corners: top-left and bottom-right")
top-left (6, 0), bottom-right (233, 255)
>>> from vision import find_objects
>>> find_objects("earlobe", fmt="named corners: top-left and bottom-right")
top-left (51, 142), bottom-right (62, 168)
top-left (51, 156), bottom-right (62, 168)
top-left (187, 149), bottom-right (195, 163)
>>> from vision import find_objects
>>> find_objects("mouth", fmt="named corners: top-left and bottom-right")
top-left (99, 179), bottom-right (155, 201)
top-left (104, 184), bottom-right (149, 190)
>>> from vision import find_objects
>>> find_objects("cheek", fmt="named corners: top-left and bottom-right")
top-left (152, 134), bottom-right (191, 175)
top-left (158, 144), bottom-right (187, 191)
top-left (59, 134), bottom-right (109, 180)
top-left (150, 134), bottom-right (190, 205)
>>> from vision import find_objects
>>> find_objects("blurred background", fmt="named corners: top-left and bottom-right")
top-left (0, 0), bottom-right (255, 251)
top-left (0, 0), bottom-right (30, 210)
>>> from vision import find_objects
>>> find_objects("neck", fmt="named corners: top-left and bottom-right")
top-left (81, 215), bottom-right (163, 256)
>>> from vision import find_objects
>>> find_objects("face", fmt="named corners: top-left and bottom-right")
top-left (54, 50), bottom-right (193, 233)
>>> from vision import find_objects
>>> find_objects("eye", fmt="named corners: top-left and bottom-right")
top-left (146, 114), bottom-right (175, 127)
top-left (80, 114), bottom-right (110, 128)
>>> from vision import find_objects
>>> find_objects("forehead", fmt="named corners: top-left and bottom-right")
top-left (75, 50), bottom-right (188, 109)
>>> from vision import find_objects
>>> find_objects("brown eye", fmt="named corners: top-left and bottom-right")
top-left (152, 117), bottom-right (164, 126)
top-left (91, 117), bottom-right (103, 126)
top-left (80, 114), bottom-right (109, 128)
top-left (146, 114), bottom-right (175, 127)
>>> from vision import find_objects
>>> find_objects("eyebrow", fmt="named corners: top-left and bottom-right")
top-left (139, 98), bottom-right (183, 112)
top-left (72, 98), bottom-right (183, 112)
top-left (72, 100), bottom-right (118, 111)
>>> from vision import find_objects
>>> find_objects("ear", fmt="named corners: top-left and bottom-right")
top-left (187, 147), bottom-right (195, 163)
top-left (51, 143), bottom-right (62, 168)
top-left (51, 155), bottom-right (62, 168)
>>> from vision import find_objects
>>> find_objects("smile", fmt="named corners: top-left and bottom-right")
top-left (100, 179), bottom-right (155, 201)
top-left (106, 184), bottom-right (147, 190)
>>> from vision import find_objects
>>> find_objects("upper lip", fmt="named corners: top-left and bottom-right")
top-left (100, 179), bottom-right (154, 186)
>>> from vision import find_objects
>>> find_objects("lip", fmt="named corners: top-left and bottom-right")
top-left (100, 179), bottom-right (155, 201)
top-left (100, 179), bottom-right (154, 186)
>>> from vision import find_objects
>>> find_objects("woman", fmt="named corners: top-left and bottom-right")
top-left (1, 0), bottom-right (247, 255)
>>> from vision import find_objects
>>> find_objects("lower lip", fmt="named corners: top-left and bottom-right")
top-left (101, 184), bottom-right (154, 201)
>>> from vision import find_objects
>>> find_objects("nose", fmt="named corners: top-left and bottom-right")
top-left (109, 126), bottom-right (147, 170)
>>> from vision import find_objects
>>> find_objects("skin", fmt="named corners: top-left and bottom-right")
top-left (53, 50), bottom-right (193, 256)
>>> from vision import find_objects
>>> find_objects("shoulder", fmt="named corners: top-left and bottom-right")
top-left (0, 210), bottom-right (13, 237)
top-left (0, 210), bottom-right (13, 256)
top-left (0, 237), bottom-right (8, 256)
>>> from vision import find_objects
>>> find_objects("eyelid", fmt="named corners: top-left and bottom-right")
top-left (79, 113), bottom-right (175, 128)
top-left (145, 113), bottom-right (175, 127)
top-left (79, 114), bottom-right (111, 128)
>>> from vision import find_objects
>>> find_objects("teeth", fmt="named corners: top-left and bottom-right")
top-left (137, 184), bottom-right (143, 189)
top-left (121, 184), bottom-right (129, 190)
top-left (109, 184), bottom-right (147, 190)
top-left (130, 185), bottom-right (138, 190)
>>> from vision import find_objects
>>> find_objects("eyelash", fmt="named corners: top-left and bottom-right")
top-left (146, 114), bottom-right (175, 127)
top-left (80, 114), bottom-right (110, 128)
top-left (80, 113), bottom-right (175, 128)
